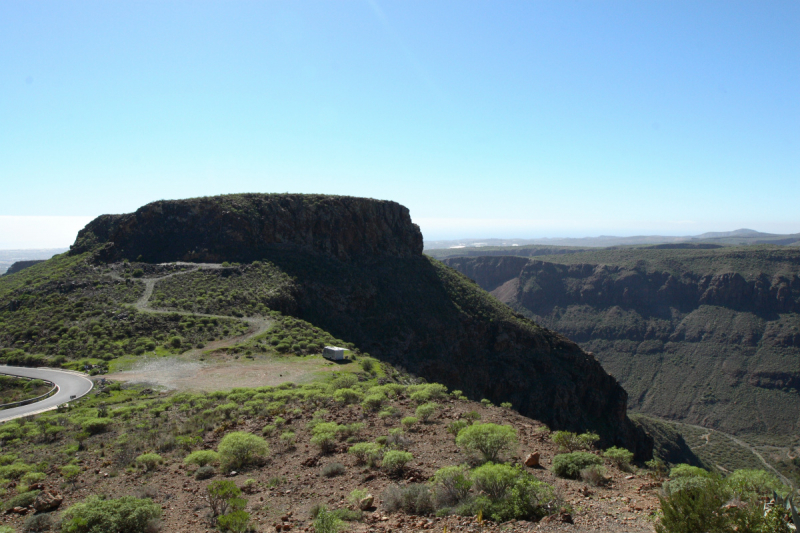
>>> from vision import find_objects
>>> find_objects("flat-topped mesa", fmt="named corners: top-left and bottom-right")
top-left (71, 194), bottom-right (424, 263)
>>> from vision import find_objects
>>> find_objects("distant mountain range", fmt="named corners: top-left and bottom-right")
top-left (425, 229), bottom-right (800, 251)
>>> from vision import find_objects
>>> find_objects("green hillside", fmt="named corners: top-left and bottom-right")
top-left (0, 194), bottom-right (650, 456)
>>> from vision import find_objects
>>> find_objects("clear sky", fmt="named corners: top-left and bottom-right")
top-left (1, 1), bottom-right (798, 248)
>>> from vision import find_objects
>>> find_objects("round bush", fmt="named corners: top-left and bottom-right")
top-left (381, 450), bottom-right (413, 475)
top-left (348, 442), bottom-right (382, 465)
top-left (195, 465), bottom-right (216, 480)
top-left (552, 452), bottom-right (603, 479)
top-left (218, 431), bottom-right (269, 471)
top-left (135, 453), bottom-right (163, 471)
top-left (184, 450), bottom-right (219, 467)
top-left (455, 423), bottom-right (518, 463)
top-left (81, 418), bottom-right (111, 435)
top-left (603, 446), bottom-right (634, 466)
top-left (415, 403), bottom-right (437, 422)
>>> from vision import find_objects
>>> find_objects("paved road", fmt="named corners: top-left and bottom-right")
top-left (0, 366), bottom-right (94, 422)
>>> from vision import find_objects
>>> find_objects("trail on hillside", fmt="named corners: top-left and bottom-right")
top-left (668, 419), bottom-right (793, 487)
top-left (110, 263), bottom-right (273, 356)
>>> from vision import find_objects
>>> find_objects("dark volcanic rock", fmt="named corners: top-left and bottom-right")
top-left (71, 194), bottom-right (423, 263)
top-left (70, 193), bottom-right (651, 458)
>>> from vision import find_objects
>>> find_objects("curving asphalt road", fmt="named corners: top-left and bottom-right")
top-left (0, 366), bottom-right (94, 423)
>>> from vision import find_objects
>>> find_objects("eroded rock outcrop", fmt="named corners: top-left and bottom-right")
top-left (71, 194), bottom-right (423, 263)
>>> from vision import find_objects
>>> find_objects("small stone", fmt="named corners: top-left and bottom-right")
top-left (524, 452), bottom-right (540, 467)
top-left (359, 494), bottom-right (374, 510)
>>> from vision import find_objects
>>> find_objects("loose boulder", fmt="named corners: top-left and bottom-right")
top-left (524, 452), bottom-right (540, 467)
top-left (33, 490), bottom-right (63, 513)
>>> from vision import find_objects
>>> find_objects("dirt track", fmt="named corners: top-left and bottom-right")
top-left (105, 263), bottom-right (337, 391)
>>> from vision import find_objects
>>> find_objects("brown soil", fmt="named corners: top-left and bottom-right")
top-left (0, 397), bottom-right (660, 532)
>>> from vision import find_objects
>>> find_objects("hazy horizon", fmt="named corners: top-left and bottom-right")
top-left (1, 213), bottom-right (798, 251)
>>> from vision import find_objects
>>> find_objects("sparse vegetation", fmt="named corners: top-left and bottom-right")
top-left (455, 423), bottom-right (518, 463)
top-left (552, 452), bottom-right (603, 479)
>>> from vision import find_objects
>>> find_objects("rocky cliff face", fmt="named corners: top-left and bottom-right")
top-left (444, 253), bottom-right (800, 439)
top-left (71, 194), bottom-right (423, 263)
top-left (70, 193), bottom-right (651, 457)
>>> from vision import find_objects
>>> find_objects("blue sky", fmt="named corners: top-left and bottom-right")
top-left (1, 1), bottom-right (798, 247)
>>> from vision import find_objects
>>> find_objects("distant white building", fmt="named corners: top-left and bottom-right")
top-left (323, 346), bottom-right (347, 361)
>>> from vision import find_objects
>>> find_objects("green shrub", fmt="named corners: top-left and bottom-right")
top-left (431, 465), bottom-right (472, 507)
top-left (381, 450), bottom-right (413, 475)
top-left (361, 393), bottom-right (386, 412)
top-left (550, 430), bottom-right (599, 452)
top-left (603, 446), bottom-right (634, 467)
top-left (0, 461), bottom-right (32, 481)
top-left (18, 471), bottom-right (46, 492)
top-left (455, 423), bottom-right (518, 463)
top-left (415, 403), bottom-right (437, 423)
top-left (480, 398), bottom-right (493, 407)
top-left (332, 388), bottom-right (361, 405)
top-left (338, 423), bottom-right (365, 439)
top-left (330, 374), bottom-right (358, 390)
top-left (279, 431), bottom-right (296, 450)
top-left (724, 469), bottom-right (785, 500)
top-left (446, 420), bottom-right (468, 438)
top-left (184, 450), bottom-right (219, 467)
top-left (262, 424), bottom-right (276, 436)
top-left (217, 509), bottom-right (251, 533)
top-left (313, 505), bottom-right (344, 533)
top-left (463, 411), bottom-right (481, 423)
top-left (500, 402), bottom-right (512, 409)
top-left (459, 464), bottom-right (557, 522)
top-left (311, 422), bottom-right (341, 453)
top-left (348, 443), bottom-right (382, 465)
top-left (409, 384), bottom-right (447, 404)
top-left (81, 417), bottom-right (111, 435)
top-left (61, 464), bottom-right (81, 481)
top-left (135, 453), bottom-right (163, 471)
top-left (471, 463), bottom-right (518, 499)
top-left (655, 476), bottom-right (731, 533)
top-left (401, 416), bottom-right (418, 430)
top-left (60, 495), bottom-right (161, 533)
top-left (218, 432), bottom-right (269, 471)
top-left (206, 479), bottom-right (241, 517)
top-left (552, 452), bottom-right (603, 479)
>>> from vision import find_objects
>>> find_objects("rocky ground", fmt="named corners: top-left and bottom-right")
top-left (1, 393), bottom-right (661, 532)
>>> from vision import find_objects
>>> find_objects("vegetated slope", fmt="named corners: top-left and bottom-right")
top-left (0, 255), bottom-right (247, 370)
top-left (0, 373), bottom-right (665, 533)
top-left (443, 248), bottom-right (800, 449)
top-left (57, 193), bottom-right (649, 456)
